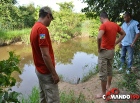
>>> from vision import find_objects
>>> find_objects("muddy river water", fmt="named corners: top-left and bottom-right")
top-left (0, 37), bottom-right (98, 94)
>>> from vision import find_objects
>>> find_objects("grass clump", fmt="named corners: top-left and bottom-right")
top-left (0, 28), bottom-right (31, 45)
top-left (21, 87), bottom-right (94, 103)
top-left (117, 72), bottom-right (139, 93)
top-left (81, 65), bottom-right (98, 82)
top-left (60, 91), bottom-right (94, 103)
top-left (20, 87), bottom-right (39, 103)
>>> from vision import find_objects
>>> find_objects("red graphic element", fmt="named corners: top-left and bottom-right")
top-left (105, 88), bottom-right (120, 101)
top-left (130, 94), bottom-right (140, 100)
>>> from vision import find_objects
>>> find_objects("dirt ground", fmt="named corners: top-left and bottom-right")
top-left (58, 74), bottom-right (140, 103)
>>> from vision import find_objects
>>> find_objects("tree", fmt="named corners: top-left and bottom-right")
top-left (19, 4), bottom-right (36, 28)
top-left (49, 2), bottom-right (85, 42)
top-left (82, 0), bottom-right (140, 22)
top-left (0, 0), bottom-right (20, 30)
top-left (0, 0), bottom-right (17, 4)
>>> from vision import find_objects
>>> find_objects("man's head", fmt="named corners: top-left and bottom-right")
top-left (123, 12), bottom-right (132, 23)
top-left (39, 6), bottom-right (54, 26)
top-left (100, 12), bottom-right (109, 23)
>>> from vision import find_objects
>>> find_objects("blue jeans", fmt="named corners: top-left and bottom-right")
top-left (120, 45), bottom-right (134, 69)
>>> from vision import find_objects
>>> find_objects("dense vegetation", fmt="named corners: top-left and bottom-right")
top-left (0, 52), bottom-right (21, 102)
top-left (82, 0), bottom-right (140, 22)
top-left (0, 0), bottom-right (100, 45)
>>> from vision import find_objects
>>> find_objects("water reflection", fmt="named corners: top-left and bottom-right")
top-left (0, 37), bottom-right (98, 94)
top-left (54, 37), bottom-right (98, 64)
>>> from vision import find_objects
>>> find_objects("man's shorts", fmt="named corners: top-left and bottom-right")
top-left (35, 69), bottom-right (60, 103)
top-left (98, 49), bottom-right (115, 81)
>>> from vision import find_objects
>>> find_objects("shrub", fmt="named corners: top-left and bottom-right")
top-left (0, 52), bottom-right (21, 102)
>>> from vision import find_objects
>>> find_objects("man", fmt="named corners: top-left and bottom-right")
top-left (119, 12), bottom-right (140, 74)
top-left (30, 6), bottom-right (60, 103)
top-left (96, 12), bottom-right (126, 98)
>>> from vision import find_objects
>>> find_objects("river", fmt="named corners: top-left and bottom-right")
top-left (0, 37), bottom-right (98, 95)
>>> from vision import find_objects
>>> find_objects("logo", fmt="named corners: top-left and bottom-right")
top-left (102, 88), bottom-right (140, 101)
top-left (40, 34), bottom-right (46, 39)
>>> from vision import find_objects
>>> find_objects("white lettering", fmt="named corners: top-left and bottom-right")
top-left (102, 95), bottom-right (106, 99)
top-left (111, 95), bottom-right (131, 100)
top-left (111, 95), bottom-right (117, 99)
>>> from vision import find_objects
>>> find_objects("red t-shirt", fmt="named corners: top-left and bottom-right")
top-left (30, 22), bottom-right (55, 74)
top-left (99, 21), bottom-right (121, 49)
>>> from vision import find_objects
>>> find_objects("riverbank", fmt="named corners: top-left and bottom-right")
top-left (0, 28), bottom-right (31, 46)
top-left (21, 72), bottom-right (140, 103)
top-left (0, 19), bottom-right (99, 46)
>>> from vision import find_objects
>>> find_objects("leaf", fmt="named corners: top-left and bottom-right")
top-left (4, 91), bottom-right (8, 100)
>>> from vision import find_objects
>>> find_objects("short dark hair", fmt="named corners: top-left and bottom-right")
top-left (100, 12), bottom-right (108, 18)
top-left (124, 12), bottom-right (132, 18)
top-left (39, 9), bottom-right (48, 18)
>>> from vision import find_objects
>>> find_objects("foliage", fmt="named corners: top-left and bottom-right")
top-left (21, 87), bottom-right (94, 103)
top-left (49, 2), bottom-right (85, 42)
top-left (81, 19), bottom-right (100, 37)
top-left (81, 65), bottom-right (98, 82)
top-left (0, 51), bottom-right (21, 102)
top-left (0, 1), bottom-right (100, 44)
top-left (133, 39), bottom-right (140, 68)
top-left (60, 91), bottom-right (94, 103)
top-left (19, 4), bottom-right (37, 28)
top-left (0, 28), bottom-right (31, 45)
top-left (113, 49), bottom-right (121, 69)
top-left (21, 87), bottom-right (39, 103)
top-left (82, 0), bottom-right (140, 22)
top-left (117, 73), bottom-right (139, 93)
top-left (0, 1), bottom-right (38, 30)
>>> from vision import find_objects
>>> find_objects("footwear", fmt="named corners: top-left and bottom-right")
top-left (118, 68), bottom-right (123, 71)
top-left (126, 70), bottom-right (130, 74)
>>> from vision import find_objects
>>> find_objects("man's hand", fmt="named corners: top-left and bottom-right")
top-left (119, 43), bottom-right (122, 48)
top-left (40, 47), bottom-right (59, 84)
top-left (131, 43), bottom-right (134, 47)
top-left (98, 48), bottom-right (101, 53)
top-left (52, 73), bottom-right (60, 84)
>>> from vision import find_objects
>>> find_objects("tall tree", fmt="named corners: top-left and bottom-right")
top-left (0, 0), bottom-right (19, 29)
top-left (19, 4), bottom-right (36, 28)
top-left (82, 0), bottom-right (140, 22)
top-left (49, 2), bottom-right (85, 42)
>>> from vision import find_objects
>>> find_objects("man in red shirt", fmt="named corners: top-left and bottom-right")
top-left (96, 12), bottom-right (126, 98)
top-left (30, 6), bottom-right (59, 103)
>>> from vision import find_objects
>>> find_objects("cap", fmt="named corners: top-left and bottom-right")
top-left (40, 6), bottom-right (54, 19)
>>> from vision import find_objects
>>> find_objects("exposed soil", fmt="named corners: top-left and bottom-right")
top-left (0, 37), bottom-right (22, 46)
top-left (58, 73), bottom-right (140, 103)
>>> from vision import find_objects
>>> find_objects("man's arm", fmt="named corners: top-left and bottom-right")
top-left (115, 29), bottom-right (126, 45)
top-left (131, 22), bottom-right (140, 47)
top-left (40, 47), bottom-right (59, 84)
top-left (97, 30), bottom-right (104, 52)
top-left (131, 33), bottom-right (140, 47)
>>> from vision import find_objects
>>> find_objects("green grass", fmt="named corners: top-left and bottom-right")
top-left (0, 28), bottom-right (31, 44)
top-left (81, 65), bottom-right (98, 82)
top-left (20, 87), bottom-right (39, 103)
top-left (20, 87), bottom-right (94, 103)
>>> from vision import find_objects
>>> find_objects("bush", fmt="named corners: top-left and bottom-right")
top-left (49, 2), bottom-right (85, 43)
top-left (81, 19), bottom-right (100, 37)
top-left (0, 51), bottom-right (21, 102)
